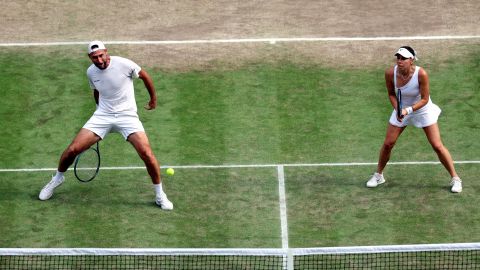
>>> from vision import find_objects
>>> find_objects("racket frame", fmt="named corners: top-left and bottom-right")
top-left (396, 88), bottom-right (402, 119)
top-left (74, 141), bottom-right (101, 182)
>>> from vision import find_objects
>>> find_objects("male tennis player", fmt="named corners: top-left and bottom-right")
top-left (366, 46), bottom-right (462, 193)
top-left (39, 41), bottom-right (173, 210)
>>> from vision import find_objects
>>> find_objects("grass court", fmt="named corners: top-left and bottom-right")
top-left (0, 44), bottom-right (479, 249)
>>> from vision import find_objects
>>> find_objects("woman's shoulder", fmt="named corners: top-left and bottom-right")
top-left (416, 66), bottom-right (428, 77)
top-left (385, 66), bottom-right (395, 76)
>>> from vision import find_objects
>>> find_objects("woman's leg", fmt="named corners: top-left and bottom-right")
top-left (376, 124), bottom-right (406, 174)
top-left (423, 123), bottom-right (458, 178)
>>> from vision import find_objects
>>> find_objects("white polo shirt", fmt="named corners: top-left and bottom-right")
top-left (87, 56), bottom-right (141, 114)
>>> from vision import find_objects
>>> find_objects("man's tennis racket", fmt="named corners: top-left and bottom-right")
top-left (74, 142), bottom-right (100, 182)
top-left (396, 88), bottom-right (402, 119)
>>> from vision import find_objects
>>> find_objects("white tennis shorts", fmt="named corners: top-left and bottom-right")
top-left (83, 112), bottom-right (145, 140)
top-left (389, 103), bottom-right (441, 128)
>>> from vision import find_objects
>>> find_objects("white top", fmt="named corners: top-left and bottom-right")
top-left (394, 65), bottom-right (432, 113)
top-left (87, 56), bottom-right (141, 114)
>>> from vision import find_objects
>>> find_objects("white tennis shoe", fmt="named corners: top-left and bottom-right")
top-left (366, 173), bottom-right (385, 188)
top-left (450, 177), bottom-right (462, 193)
top-left (156, 193), bottom-right (173, 210)
top-left (39, 175), bottom-right (65, 200)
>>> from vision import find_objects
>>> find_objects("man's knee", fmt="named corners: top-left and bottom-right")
top-left (65, 143), bottom-right (83, 157)
top-left (66, 130), bottom-right (99, 156)
top-left (137, 146), bottom-right (156, 161)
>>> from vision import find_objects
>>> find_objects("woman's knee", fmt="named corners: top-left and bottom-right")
top-left (430, 142), bottom-right (446, 154)
top-left (382, 140), bottom-right (396, 151)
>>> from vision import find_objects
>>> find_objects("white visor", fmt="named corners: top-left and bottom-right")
top-left (88, 40), bottom-right (106, 54)
top-left (395, 47), bottom-right (418, 60)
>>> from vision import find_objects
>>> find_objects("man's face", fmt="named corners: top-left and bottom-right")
top-left (89, 49), bottom-right (110, 69)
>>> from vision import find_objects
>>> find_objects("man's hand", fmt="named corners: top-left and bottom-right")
top-left (144, 99), bottom-right (157, 110)
top-left (138, 70), bottom-right (157, 111)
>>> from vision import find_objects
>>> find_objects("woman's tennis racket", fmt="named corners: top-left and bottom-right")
top-left (396, 88), bottom-right (403, 119)
top-left (74, 142), bottom-right (100, 182)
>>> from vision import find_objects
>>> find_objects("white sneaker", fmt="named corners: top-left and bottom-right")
top-left (39, 175), bottom-right (65, 200)
top-left (366, 173), bottom-right (385, 188)
top-left (155, 193), bottom-right (173, 210)
top-left (450, 177), bottom-right (462, 193)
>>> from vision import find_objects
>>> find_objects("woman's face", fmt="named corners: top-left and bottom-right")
top-left (396, 55), bottom-right (413, 69)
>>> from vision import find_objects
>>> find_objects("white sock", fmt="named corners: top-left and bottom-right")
top-left (154, 183), bottom-right (164, 197)
top-left (54, 171), bottom-right (65, 181)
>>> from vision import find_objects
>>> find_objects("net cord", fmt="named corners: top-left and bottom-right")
top-left (2, 243), bottom-right (480, 256)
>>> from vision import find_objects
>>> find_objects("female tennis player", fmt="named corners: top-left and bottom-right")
top-left (39, 41), bottom-right (174, 209)
top-left (366, 46), bottom-right (463, 193)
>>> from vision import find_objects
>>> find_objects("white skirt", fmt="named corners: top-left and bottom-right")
top-left (389, 102), bottom-right (441, 128)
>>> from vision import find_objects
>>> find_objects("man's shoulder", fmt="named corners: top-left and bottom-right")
top-left (111, 56), bottom-right (136, 65)
top-left (111, 56), bottom-right (141, 73)
top-left (86, 64), bottom-right (97, 76)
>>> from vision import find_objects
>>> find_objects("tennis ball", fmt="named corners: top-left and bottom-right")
top-left (166, 168), bottom-right (175, 176)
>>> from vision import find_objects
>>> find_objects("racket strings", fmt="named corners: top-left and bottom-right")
top-left (74, 147), bottom-right (100, 181)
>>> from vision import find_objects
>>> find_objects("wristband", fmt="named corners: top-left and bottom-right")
top-left (406, 107), bottom-right (413, 115)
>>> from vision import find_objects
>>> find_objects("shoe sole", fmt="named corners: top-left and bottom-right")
top-left (39, 193), bottom-right (52, 201)
top-left (39, 182), bottom-right (63, 200)
top-left (450, 181), bottom-right (462, 193)
top-left (39, 187), bottom-right (57, 200)
top-left (366, 179), bottom-right (385, 188)
top-left (155, 201), bottom-right (174, 210)
top-left (39, 178), bottom-right (64, 201)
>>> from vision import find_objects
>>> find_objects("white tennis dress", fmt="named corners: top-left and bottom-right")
top-left (389, 65), bottom-right (441, 128)
top-left (83, 56), bottom-right (145, 139)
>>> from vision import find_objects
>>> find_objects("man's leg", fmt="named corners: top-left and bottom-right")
top-left (128, 132), bottom-right (173, 210)
top-left (39, 128), bottom-right (100, 200)
top-left (127, 132), bottom-right (161, 183)
top-left (58, 128), bottom-right (101, 172)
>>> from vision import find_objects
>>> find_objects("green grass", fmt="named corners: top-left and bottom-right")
top-left (287, 164), bottom-right (480, 247)
top-left (0, 46), bottom-right (479, 248)
top-left (0, 168), bottom-right (280, 248)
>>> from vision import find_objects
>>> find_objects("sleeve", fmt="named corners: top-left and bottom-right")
top-left (88, 79), bottom-right (95, 90)
top-left (86, 68), bottom-right (96, 90)
top-left (132, 64), bottom-right (141, 79)
top-left (120, 57), bottom-right (141, 79)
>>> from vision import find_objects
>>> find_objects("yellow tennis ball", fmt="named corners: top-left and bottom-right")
top-left (166, 168), bottom-right (175, 176)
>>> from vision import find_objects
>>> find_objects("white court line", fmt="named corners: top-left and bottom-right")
top-left (0, 35), bottom-right (479, 47)
top-left (277, 165), bottom-right (289, 249)
top-left (0, 161), bottom-right (478, 172)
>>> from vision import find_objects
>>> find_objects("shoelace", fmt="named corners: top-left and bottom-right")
top-left (45, 179), bottom-right (61, 189)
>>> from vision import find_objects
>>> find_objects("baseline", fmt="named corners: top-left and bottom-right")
top-left (1, 35), bottom-right (480, 47)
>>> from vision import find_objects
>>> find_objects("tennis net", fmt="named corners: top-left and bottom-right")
top-left (1, 243), bottom-right (480, 269)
